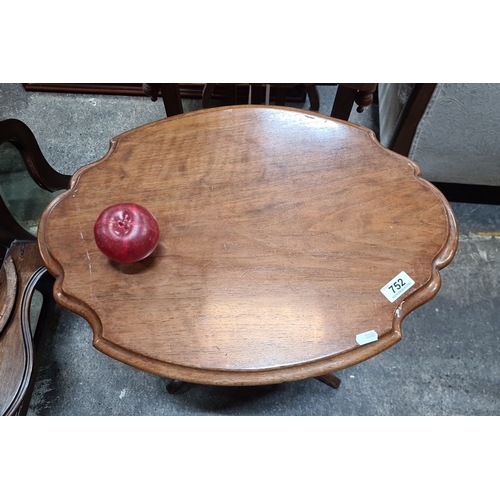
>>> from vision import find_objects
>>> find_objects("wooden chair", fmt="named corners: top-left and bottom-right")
top-left (143, 83), bottom-right (377, 121)
top-left (0, 119), bottom-right (70, 415)
top-left (330, 83), bottom-right (378, 120)
top-left (142, 84), bottom-right (184, 117)
top-left (200, 83), bottom-right (320, 111)
top-left (199, 83), bottom-right (376, 121)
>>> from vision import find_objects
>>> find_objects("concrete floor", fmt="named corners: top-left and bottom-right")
top-left (1, 83), bottom-right (499, 415)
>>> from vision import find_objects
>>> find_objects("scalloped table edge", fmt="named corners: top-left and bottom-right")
top-left (37, 107), bottom-right (459, 385)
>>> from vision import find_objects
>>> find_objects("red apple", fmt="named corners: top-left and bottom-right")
top-left (94, 203), bottom-right (160, 264)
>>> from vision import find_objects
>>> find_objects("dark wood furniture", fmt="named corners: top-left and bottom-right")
top-left (38, 106), bottom-right (458, 391)
top-left (142, 83), bottom-right (377, 121)
top-left (388, 84), bottom-right (437, 157)
top-left (22, 83), bottom-right (311, 102)
top-left (0, 119), bottom-right (70, 416)
top-left (199, 84), bottom-right (320, 111)
top-left (24, 83), bottom-right (377, 122)
top-left (140, 83), bottom-right (320, 117)
top-left (142, 84), bottom-right (184, 116)
top-left (198, 83), bottom-right (377, 121)
top-left (330, 83), bottom-right (377, 120)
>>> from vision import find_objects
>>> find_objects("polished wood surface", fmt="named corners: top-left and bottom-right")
top-left (38, 106), bottom-right (458, 385)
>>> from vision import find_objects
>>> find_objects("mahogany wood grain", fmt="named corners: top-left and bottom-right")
top-left (38, 106), bottom-right (458, 386)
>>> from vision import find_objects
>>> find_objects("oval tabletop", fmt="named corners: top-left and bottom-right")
top-left (38, 106), bottom-right (458, 385)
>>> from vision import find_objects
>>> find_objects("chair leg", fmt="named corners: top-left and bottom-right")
top-left (331, 85), bottom-right (357, 121)
top-left (306, 84), bottom-right (320, 111)
top-left (142, 83), bottom-right (161, 102)
top-left (160, 84), bottom-right (183, 116)
top-left (315, 373), bottom-right (341, 389)
top-left (202, 84), bottom-right (217, 108)
top-left (225, 85), bottom-right (238, 105)
top-left (274, 86), bottom-right (287, 106)
top-left (355, 89), bottom-right (375, 113)
top-left (249, 84), bottom-right (263, 104)
top-left (203, 84), bottom-right (239, 106)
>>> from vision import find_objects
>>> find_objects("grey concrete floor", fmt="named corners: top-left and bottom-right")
top-left (1, 83), bottom-right (499, 416)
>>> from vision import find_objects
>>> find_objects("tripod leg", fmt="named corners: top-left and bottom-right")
top-left (315, 373), bottom-right (341, 389)
top-left (166, 379), bottom-right (190, 394)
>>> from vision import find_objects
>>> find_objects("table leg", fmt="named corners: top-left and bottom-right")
top-left (166, 373), bottom-right (342, 395)
top-left (166, 379), bottom-right (190, 394)
top-left (315, 373), bottom-right (342, 389)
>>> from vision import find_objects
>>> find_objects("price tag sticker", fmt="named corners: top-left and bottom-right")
top-left (380, 271), bottom-right (415, 302)
top-left (356, 330), bottom-right (378, 346)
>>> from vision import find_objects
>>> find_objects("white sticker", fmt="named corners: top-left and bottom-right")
top-left (380, 271), bottom-right (415, 302)
top-left (356, 330), bottom-right (378, 346)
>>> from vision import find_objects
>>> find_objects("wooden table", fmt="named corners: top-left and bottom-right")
top-left (38, 106), bottom-right (458, 387)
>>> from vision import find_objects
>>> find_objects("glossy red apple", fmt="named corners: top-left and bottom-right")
top-left (94, 203), bottom-right (160, 264)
